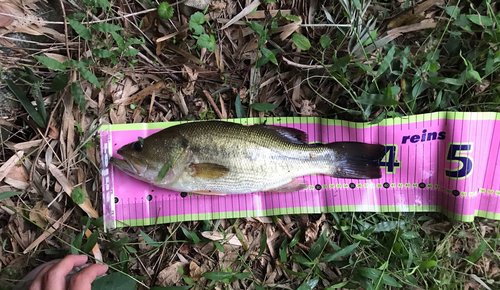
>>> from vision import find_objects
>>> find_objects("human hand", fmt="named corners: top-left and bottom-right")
top-left (29, 255), bottom-right (108, 290)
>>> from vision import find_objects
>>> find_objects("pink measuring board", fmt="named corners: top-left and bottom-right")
top-left (100, 112), bottom-right (500, 230)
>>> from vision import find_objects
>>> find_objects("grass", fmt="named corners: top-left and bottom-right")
top-left (0, 0), bottom-right (500, 289)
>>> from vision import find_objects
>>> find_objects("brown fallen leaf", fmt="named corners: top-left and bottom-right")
top-left (220, 0), bottom-right (260, 30)
top-left (304, 214), bottom-right (325, 246)
top-left (7, 140), bottom-right (42, 151)
top-left (189, 261), bottom-right (204, 281)
top-left (0, 4), bottom-right (15, 27)
top-left (179, 244), bottom-right (191, 255)
top-left (182, 65), bottom-right (198, 96)
top-left (0, 150), bottom-right (24, 182)
top-left (300, 100), bottom-right (316, 116)
top-left (48, 121), bottom-right (59, 140)
top-left (387, 0), bottom-right (438, 29)
top-left (4, 177), bottom-right (28, 190)
top-left (5, 161), bottom-right (27, 183)
top-left (422, 220), bottom-right (452, 235)
top-left (386, 19), bottom-right (437, 40)
top-left (47, 162), bottom-right (98, 219)
top-left (201, 231), bottom-right (242, 247)
top-left (157, 261), bottom-right (188, 287)
top-left (24, 209), bottom-right (73, 254)
top-left (209, 1), bottom-right (226, 13)
top-left (114, 81), bottom-right (164, 106)
top-left (29, 202), bottom-right (50, 228)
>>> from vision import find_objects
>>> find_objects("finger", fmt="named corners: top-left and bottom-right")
top-left (29, 263), bottom-right (57, 290)
top-left (48, 255), bottom-right (89, 277)
top-left (68, 264), bottom-right (108, 290)
top-left (37, 255), bottom-right (89, 290)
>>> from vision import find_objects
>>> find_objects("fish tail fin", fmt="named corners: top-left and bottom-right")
top-left (325, 142), bottom-right (386, 179)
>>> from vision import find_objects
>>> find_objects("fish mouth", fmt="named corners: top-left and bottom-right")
top-left (110, 155), bottom-right (147, 176)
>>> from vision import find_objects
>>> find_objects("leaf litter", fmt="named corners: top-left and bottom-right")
top-left (0, 0), bottom-right (500, 289)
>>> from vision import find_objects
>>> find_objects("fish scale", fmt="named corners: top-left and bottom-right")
top-left (110, 121), bottom-right (385, 195)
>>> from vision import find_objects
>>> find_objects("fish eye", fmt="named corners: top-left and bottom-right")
top-left (132, 141), bottom-right (143, 151)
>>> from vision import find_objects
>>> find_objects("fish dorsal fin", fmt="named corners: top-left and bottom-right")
top-left (189, 163), bottom-right (229, 179)
top-left (259, 125), bottom-right (309, 144)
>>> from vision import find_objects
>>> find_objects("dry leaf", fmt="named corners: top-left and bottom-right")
top-left (157, 262), bottom-right (188, 286)
top-left (219, 245), bottom-right (240, 270)
top-left (300, 100), bottom-right (316, 116)
top-left (422, 220), bottom-right (452, 235)
top-left (475, 79), bottom-right (490, 95)
top-left (201, 231), bottom-right (242, 247)
top-left (110, 105), bottom-right (127, 124)
top-left (189, 261), bottom-right (204, 281)
top-left (8, 140), bottom-right (42, 151)
top-left (138, 235), bottom-right (153, 252)
top-left (0, 151), bottom-right (24, 181)
top-left (4, 178), bottom-right (28, 190)
top-left (0, 4), bottom-right (15, 27)
top-left (220, 0), bottom-right (261, 30)
top-left (115, 81), bottom-right (164, 106)
top-left (183, 0), bottom-right (213, 10)
top-left (209, 1), bottom-right (226, 13)
top-left (173, 91), bottom-right (189, 115)
top-left (140, 11), bottom-right (157, 32)
top-left (105, 77), bottom-right (139, 102)
top-left (43, 53), bottom-right (69, 64)
top-left (386, 19), bottom-right (437, 40)
top-left (182, 65), bottom-right (198, 96)
top-left (179, 244), bottom-right (190, 255)
top-left (5, 162), bottom-right (27, 183)
top-left (387, 0), bottom-right (438, 29)
top-left (29, 202), bottom-right (50, 228)
top-left (304, 215), bottom-right (325, 246)
top-left (24, 209), bottom-right (73, 254)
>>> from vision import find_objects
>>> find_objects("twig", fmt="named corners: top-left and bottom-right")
top-left (154, 100), bottom-right (170, 114)
top-left (282, 57), bottom-right (333, 70)
top-left (277, 218), bottom-right (310, 251)
top-left (23, 209), bottom-right (74, 254)
top-left (0, 35), bottom-right (72, 46)
top-left (148, 91), bottom-right (156, 123)
top-left (219, 95), bottom-right (228, 119)
top-left (156, 25), bottom-right (189, 43)
top-left (300, 24), bottom-right (351, 27)
top-left (58, 0), bottom-right (70, 59)
top-left (203, 90), bottom-right (224, 119)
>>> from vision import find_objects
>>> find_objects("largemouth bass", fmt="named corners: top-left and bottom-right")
top-left (110, 121), bottom-right (385, 195)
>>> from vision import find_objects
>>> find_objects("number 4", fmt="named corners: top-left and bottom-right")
top-left (445, 143), bottom-right (473, 179)
top-left (379, 145), bottom-right (401, 174)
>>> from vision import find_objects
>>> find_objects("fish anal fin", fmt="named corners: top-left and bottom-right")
top-left (193, 190), bottom-right (228, 196)
top-left (259, 125), bottom-right (309, 144)
top-left (189, 163), bottom-right (229, 179)
top-left (264, 178), bottom-right (308, 193)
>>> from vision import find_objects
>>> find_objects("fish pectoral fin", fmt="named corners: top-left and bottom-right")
top-left (193, 190), bottom-right (228, 196)
top-left (264, 178), bottom-right (308, 193)
top-left (189, 163), bottom-right (229, 179)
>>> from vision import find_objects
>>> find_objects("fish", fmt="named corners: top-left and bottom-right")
top-left (109, 121), bottom-right (386, 195)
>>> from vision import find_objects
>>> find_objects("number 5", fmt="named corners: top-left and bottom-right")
top-left (445, 143), bottom-right (473, 179)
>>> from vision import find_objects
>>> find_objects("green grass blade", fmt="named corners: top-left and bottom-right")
top-left (6, 80), bottom-right (46, 128)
